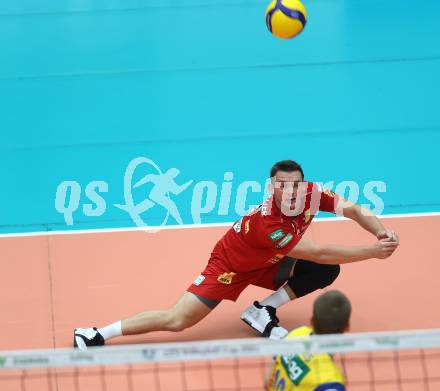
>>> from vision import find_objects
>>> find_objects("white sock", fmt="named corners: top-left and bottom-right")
top-left (260, 287), bottom-right (291, 309)
top-left (98, 321), bottom-right (122, 341)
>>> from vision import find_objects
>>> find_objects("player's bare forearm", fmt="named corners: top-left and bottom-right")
top-left (339, 201), bottom-right (399, 242)
top-left (309, 244), bottom-right (375, 265)
top-left (288, 241), bottom-right (371, 264)
top-left (342, 203), bottom-right (383, 236)
top-left (288, 238), bottom-right (398, 265)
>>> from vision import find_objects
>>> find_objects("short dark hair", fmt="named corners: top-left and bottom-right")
top-left (313, 290), bottom-right (351, 334)
top-left (270, 160), bottom-right (304, 179)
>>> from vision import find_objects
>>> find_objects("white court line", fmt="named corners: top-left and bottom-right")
top-left (0, 211), bottom-right (439, 239)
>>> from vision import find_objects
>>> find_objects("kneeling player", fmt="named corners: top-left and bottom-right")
top-left (74, 160), bottom-right (398, 349)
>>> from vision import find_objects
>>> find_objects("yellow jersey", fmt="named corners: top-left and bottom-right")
top-left (267, 326), bottom-right (346, 391)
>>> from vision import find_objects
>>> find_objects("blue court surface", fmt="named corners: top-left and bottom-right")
top-left (1, 0), bottom-right (439, 234)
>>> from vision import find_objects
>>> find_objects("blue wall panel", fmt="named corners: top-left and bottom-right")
top-left (0, 0), bottom-right (439, 233)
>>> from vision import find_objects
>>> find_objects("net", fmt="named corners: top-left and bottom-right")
top-left (1, 328), bottom-right (440, 391)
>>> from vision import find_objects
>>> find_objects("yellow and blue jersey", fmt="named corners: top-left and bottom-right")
top-left (267, 326), bottom-right (346, 391)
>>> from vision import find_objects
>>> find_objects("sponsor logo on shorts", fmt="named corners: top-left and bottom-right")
top-left (276, 233), bottom-right (293, 248)
top-left (217, 272), bottom-right (236, 285)
top-left (268, 229), bottom-right (285, 242)
top-left (193, 275), bottom-right (205, 286)
top-left (245, 220), bottom-right (250, 234)
top-left (268, 253), bottom-right (284, 264)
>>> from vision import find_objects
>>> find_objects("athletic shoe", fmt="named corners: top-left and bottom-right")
top-left (240, 301), bottom-right (288, 340)
top-left (74, 327), bottom-right (105, 350)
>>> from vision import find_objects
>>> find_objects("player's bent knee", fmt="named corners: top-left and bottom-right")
top-left (315, 264), bottom-right (340, 288)
top-left (165, 311), bottom-right (196, 332)
top-left (168, 319), bottom-right (187, 332)
top-left (287, 264), bottom-right (340, 297)
top-left (165, 314), bottom-right (188, 332)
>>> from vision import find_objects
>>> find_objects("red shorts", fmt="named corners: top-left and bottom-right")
top-left (187, 256), bottom-right (295, 303)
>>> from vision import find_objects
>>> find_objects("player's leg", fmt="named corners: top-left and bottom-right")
top-left (257, 258), bottom-right (340, 308)
top-left (120, 291), bottom-right (216, 334)
top-left (240, 258), bottom-right (296, 339)
top-left (241, 258), bottom-right (340, 338)
top-left (74, 291), bottom-right (217, 350)
top-left (283, 259), bottom-right (340, 300)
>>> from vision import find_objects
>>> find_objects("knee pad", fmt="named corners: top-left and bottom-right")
top-left (287, 263), bottom-right (340, 298)
top-left (323, 264), bottom-right (340, 286)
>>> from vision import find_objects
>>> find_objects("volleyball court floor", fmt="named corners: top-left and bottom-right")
top-left (0, 214), bottom-right (439, 390)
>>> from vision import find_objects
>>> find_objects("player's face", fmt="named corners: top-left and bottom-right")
top-left (271, 170), bottom-right (306, 215)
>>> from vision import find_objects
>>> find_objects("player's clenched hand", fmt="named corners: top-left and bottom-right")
top-left (371, 238), bottom-right (399, 259)
top-left (376, 229), bottom-right (399, 243)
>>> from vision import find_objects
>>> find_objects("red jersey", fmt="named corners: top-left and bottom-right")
top-left (211, 182), bottom-right (340, 273)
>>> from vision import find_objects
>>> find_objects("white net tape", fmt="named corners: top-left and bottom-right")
top-left (1, 328), bottom-right (440, 370)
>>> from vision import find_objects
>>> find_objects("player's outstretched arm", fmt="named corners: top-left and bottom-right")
top-left (337, 199), bottom-right (399, 243)
top-left (287, 238), bottom-right (399, 265)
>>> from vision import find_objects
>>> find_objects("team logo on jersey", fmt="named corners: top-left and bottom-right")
top-left (245, 220), bottom-right (250, 234)
top-left (280, 355), bottom-right (310, 385)
top-left (217, 272), bottom-right (236, 285)
top-left (193, 275), bottom-right (205, 286)
top-left (269, 229), bottom-right (285, 242)
top-left (276, 233), bottom-right (293, 248)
